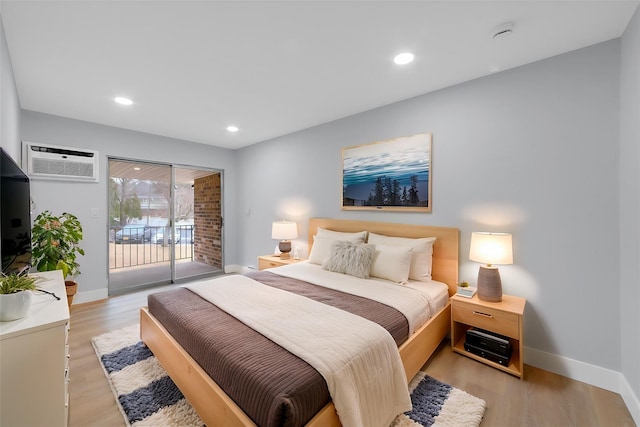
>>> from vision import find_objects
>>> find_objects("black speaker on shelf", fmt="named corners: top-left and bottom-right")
top-left (465, 328), bottom-right (512, 356)
top-left (464, 328), bottom-right (512, 365)
top-left (464, 342), bottom-right (512, 366)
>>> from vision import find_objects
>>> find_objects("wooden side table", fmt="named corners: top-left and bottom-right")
top-left (451, 293), bottom-right (526, 379)
top-left (258, 254), bottom-right (306, 270)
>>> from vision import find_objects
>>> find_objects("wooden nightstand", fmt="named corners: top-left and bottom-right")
top-left (451, 293), bottom-right (526, 379)
top-left (257, 255), bottom-right (306, 270)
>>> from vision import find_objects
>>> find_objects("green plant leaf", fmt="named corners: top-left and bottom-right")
top-left (31, 211), bottom-right (84, 278)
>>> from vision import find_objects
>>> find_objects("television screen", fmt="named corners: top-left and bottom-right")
top-left (1, 148), bottom-right (32, 274)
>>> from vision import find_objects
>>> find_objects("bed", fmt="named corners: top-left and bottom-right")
top-left (140, 218), bottom-right (459, 426)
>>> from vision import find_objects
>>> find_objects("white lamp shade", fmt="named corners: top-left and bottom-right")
top-left (469, 232), bottom-right (513, 265)
top-left (271, 221), bottom-right (298, 240)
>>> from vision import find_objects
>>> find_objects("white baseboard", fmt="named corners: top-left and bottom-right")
top-left (525, 346), bottom-right (620, 392)
top-left (74, 288), bottom-right (108, 305)
top-left (524, 347), bottom-right (620, 393)
top-left (224, 264), bottom-right (246, 274)
top-left (620, 375), bottom-right (640, 426)
top-left (525, 346), bottom-right (640, 425)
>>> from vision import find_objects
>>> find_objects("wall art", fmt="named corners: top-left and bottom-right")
top-left (342, 133), bottom-right (432, 212)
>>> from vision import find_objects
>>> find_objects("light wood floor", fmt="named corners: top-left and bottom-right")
top-left (68, 286), bottom-right (636, 427)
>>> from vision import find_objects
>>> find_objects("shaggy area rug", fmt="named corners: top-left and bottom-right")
top-left (92, 324), bottom-right (486, 427)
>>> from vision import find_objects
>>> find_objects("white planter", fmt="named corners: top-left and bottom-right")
top-left (0, 291), bottom-right (32, 321)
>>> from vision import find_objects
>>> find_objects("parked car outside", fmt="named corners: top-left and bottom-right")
top-left (177, 223), bottom-right (194, 244)
top-left (149, 226), bottom-right (180, 244)
top-left (114, 224), bottom-right (151, 243)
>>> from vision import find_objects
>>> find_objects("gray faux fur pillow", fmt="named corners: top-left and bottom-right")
top-left (321, 240), bottom-right (376, 279)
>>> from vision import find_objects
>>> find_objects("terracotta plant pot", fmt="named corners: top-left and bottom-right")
top-left (65, 280), bottom-right (78, 307)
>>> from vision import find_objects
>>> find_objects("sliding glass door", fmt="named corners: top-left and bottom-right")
top-left (174, 166), bottom-right (224, 281)
top-left (108, 159), bottom-right (223, 294)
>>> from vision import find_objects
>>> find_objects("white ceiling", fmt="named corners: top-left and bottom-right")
top-left (1, 1), bottom-right (638, 150)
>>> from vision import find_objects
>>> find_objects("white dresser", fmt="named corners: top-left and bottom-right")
top-left (0, 270), bottom-right (70, 427)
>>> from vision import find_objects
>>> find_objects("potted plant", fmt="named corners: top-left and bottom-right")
top-left (0, 272), bottom-right (38, 321)
top-left (31, 211), bottom-right (84, 306)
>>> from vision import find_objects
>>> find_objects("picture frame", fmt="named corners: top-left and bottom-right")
top-left (342, 133), bottom-right (432, 212)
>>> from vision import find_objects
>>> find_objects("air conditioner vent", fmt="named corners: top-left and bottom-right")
top-left (23, 142), bottom-right (99, 182)
top-left (31, 158), bottom-right (94, 178)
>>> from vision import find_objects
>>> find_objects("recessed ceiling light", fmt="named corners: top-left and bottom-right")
top-left (394, 52), bottom-right (414, 65)
top-left (115, 96), bottom-right (133, 106)
top-left (133, 167), bottom-right (141, 171)
top-left (227, 126), bottom-right (239, 132)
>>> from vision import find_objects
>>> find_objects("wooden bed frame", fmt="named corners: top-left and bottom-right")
top-left (140, 218), bottom-right (459, 427)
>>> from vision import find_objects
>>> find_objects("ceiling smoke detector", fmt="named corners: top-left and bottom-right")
top-left (491, 22), bottom-right (514, 39)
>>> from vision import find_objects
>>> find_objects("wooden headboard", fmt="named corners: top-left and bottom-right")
top-left (308, 218), bottom-right (459, 295)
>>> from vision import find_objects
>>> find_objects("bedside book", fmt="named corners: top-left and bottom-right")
top-left (456, 286), bottom-right (477, 298)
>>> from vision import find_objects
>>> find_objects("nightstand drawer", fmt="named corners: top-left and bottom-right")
top-left (452, 302), bottom-right (519, 339)
top-left (258, 255), bottom-right (307, 270)
top-left (258, 258), bottom-right (284, 270)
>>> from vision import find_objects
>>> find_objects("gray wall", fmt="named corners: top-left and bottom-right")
top-left (237, 40), bottom-right (622, 372)
top-left (620, 6), bottom-right (640, 403)
top-left (0, 14), bottom-right (21, 160)
top-left (20, 111), bottom-right (239, 302)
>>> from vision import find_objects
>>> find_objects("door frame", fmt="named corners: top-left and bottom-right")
top-left (107, 156), bottom-right (224, 294)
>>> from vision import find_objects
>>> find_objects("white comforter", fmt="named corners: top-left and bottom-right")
top-left (187, 274), bottom-right (411, 427)
top-left (270, 262), bottom-right (438, 334)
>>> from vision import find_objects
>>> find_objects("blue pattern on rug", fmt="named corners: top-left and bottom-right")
top-left (406, 375), bottom-right (452, 426)
top-left (94, 326), bottom-right (485, 427)
top-left (119, 376), bottom-right (186, 423)
top-left (101, 341), bottom-right (153, 373)
top-left (96, 335), bottom-right (195, 425)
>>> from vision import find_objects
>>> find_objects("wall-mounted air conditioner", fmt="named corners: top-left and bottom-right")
top-left (22, 142), bottom-right (99, 182)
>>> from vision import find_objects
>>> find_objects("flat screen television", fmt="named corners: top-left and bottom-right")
top-left (1, 148), bottom-right (32, 274)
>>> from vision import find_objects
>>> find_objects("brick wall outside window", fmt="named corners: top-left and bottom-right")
top-left (193, 173), bottom-right (222, 268)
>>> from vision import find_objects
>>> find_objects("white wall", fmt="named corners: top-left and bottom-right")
top-left (237, 41), bottom-right (624, 380)
top-left (20, 111), bottom-right (239, 302)
top-left (0, 13), bottom-right (21, 159)
top-left (619, 5), bottom-right (640, 420)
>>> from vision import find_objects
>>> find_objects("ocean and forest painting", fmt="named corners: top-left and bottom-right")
top-left (342, 133), bottom-right (432, 212)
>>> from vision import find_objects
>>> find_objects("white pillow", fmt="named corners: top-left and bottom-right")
top-left (322, 241), bottom-right (376, 279)
top-left (367, 232), bottom-right (436, 281)
top-left (309, 229), bottom-right (368, 265)
top-left (316, 227), bottom-right (367, 243)
top-left (370, 244), bottom-right (412, 284)
top-left (308, 235), bottom-right (335, 265)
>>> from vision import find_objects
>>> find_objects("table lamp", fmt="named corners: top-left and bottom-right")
top-left (271, 221), bottom-right (298, 259)
top-left (469, 232), bottom-right (513, 302)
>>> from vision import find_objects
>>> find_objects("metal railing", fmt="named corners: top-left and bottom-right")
top-left (109, 225), bottom-right (194, 270)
